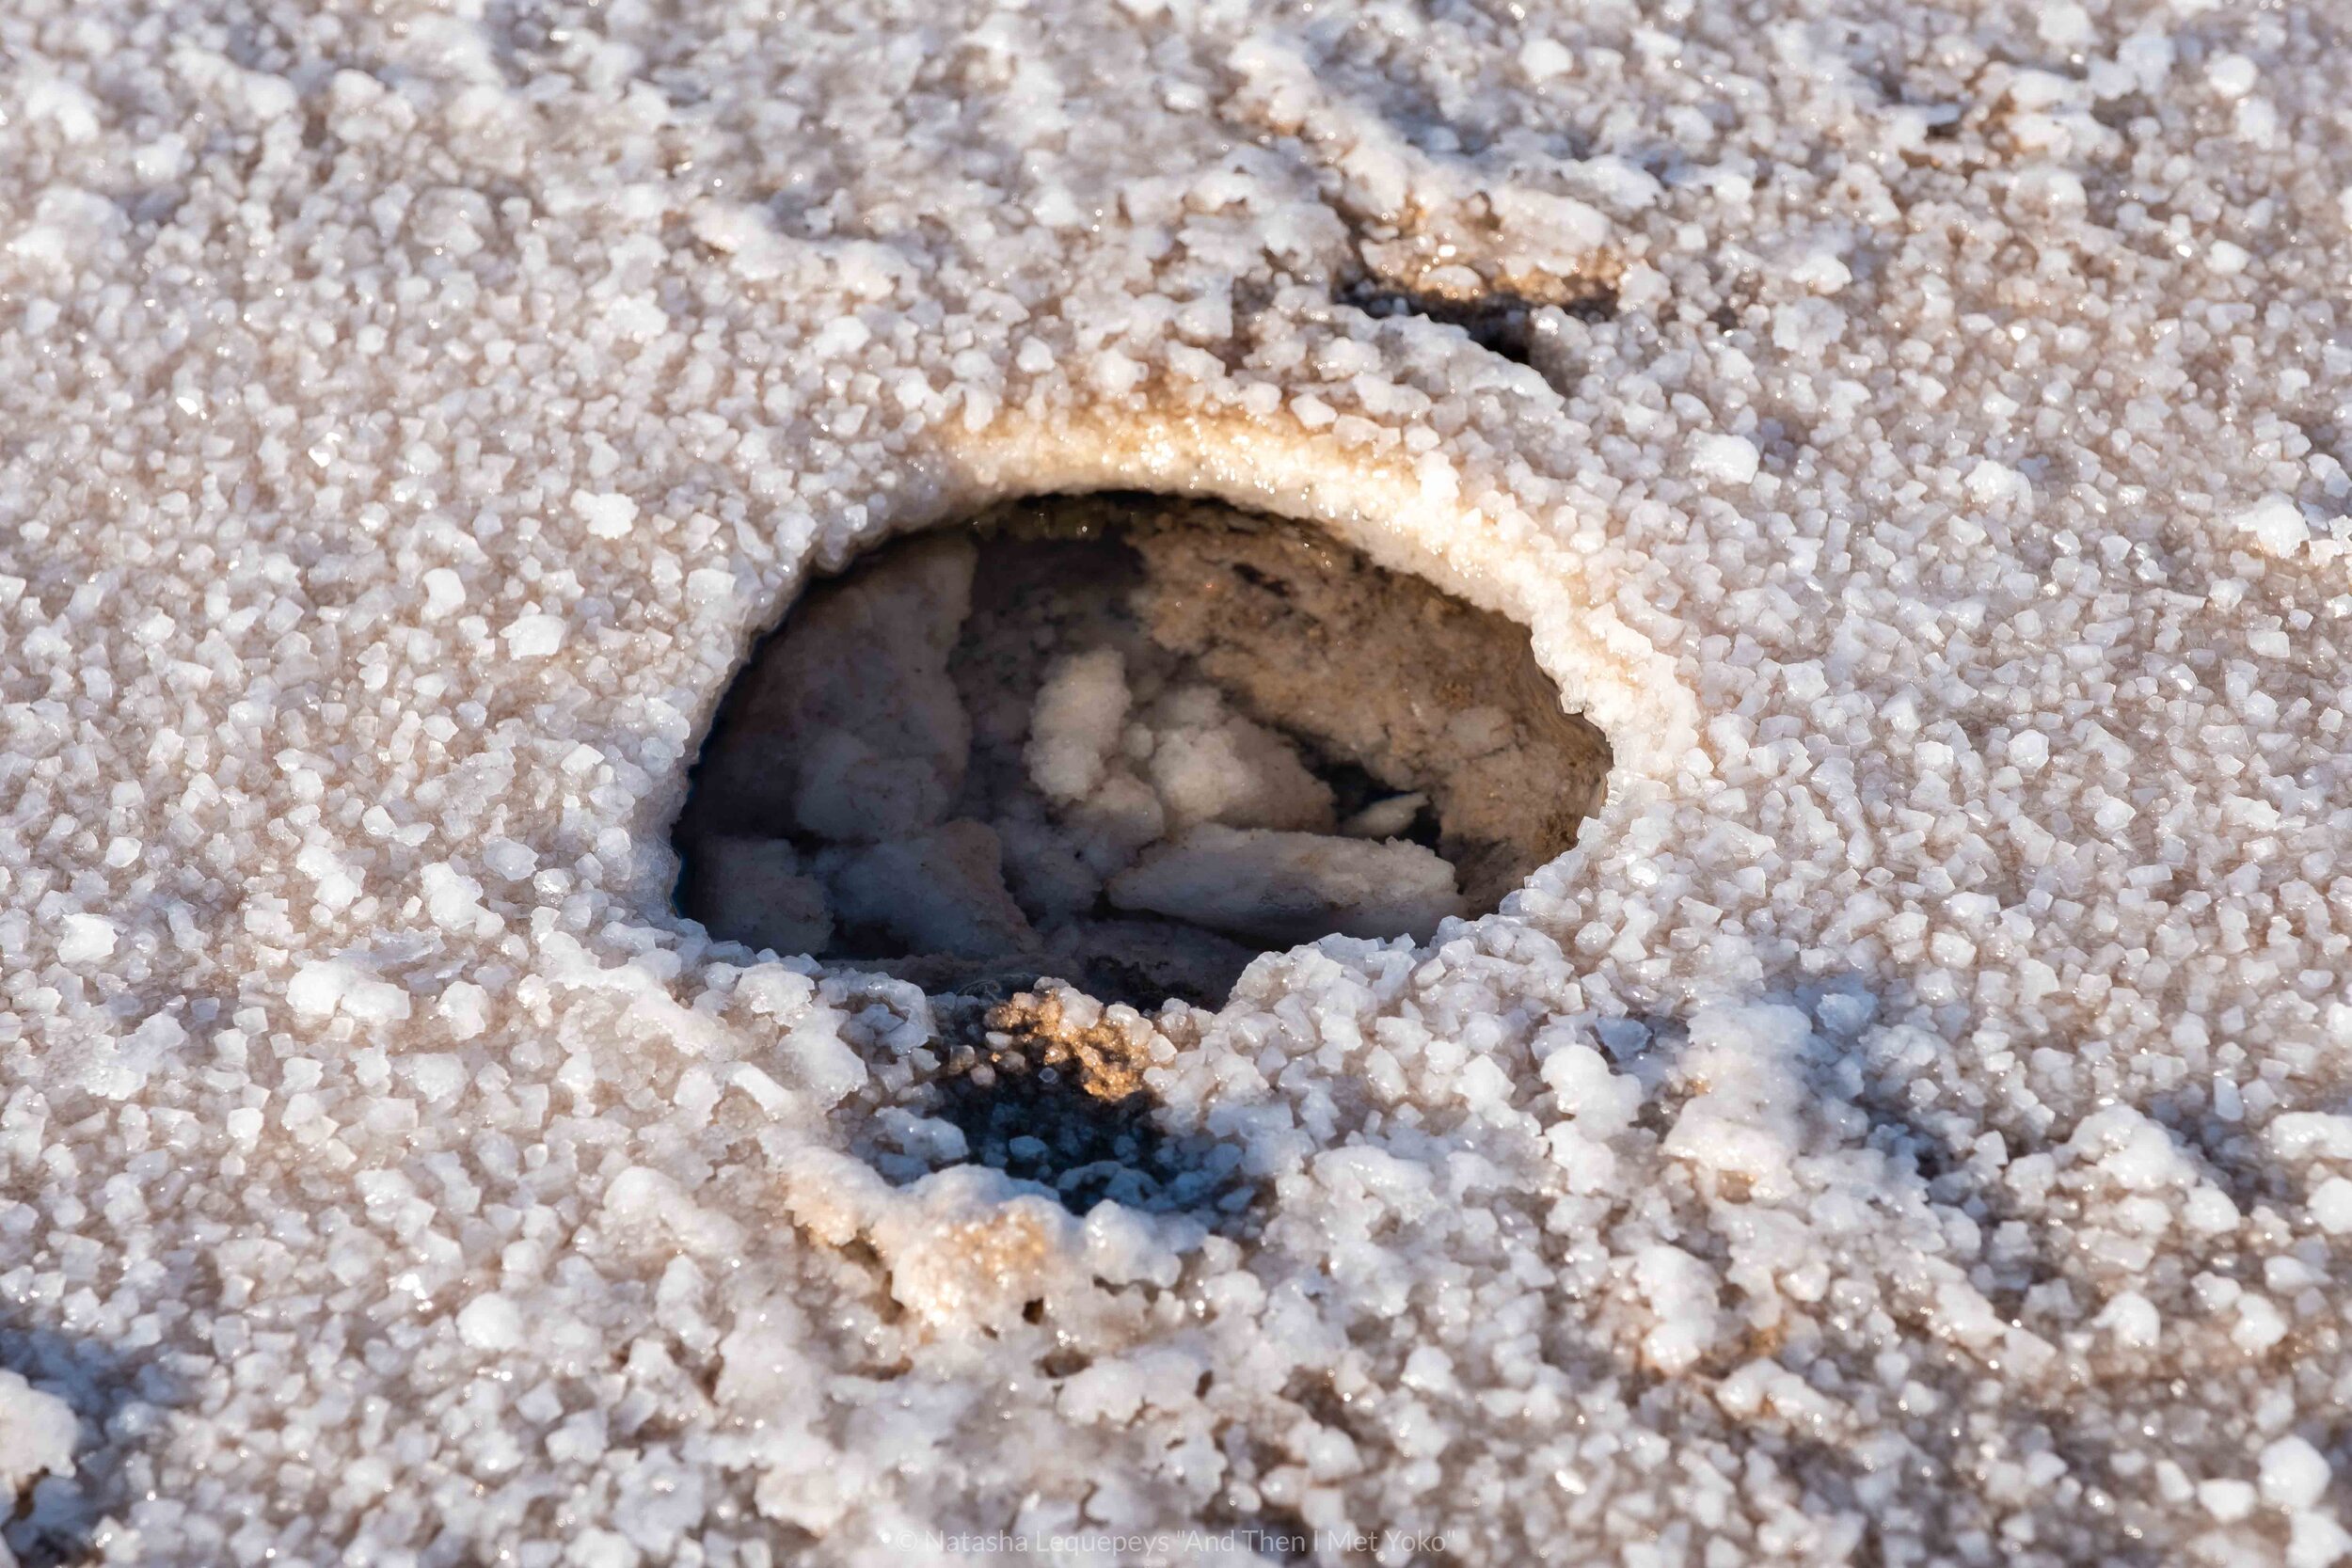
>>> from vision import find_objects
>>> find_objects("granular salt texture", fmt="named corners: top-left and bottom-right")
top-left (3, 0), bottom-right (2352, 1563)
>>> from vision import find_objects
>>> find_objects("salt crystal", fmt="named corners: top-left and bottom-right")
top-left (2264, 1437), bottom-right (2334, 1512)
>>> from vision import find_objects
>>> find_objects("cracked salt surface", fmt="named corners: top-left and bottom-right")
top-left (5, 0), bottom-right (2352, 1562)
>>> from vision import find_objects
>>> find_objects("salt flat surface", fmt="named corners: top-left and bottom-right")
top-left (2, 0), bottom-right (2350, 1563)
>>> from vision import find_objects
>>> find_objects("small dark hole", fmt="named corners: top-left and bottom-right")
top-left (1339, 277), bottom-right (1617, 366)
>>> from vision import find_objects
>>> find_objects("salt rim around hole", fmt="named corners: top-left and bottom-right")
top-left (648, 404), bottom-right (1700, 984)
top-left (660, 435), bottom-right (1655, 1210)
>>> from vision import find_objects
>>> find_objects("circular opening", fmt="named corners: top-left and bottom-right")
top-left (672, 493), bottom-right (1612, 1010)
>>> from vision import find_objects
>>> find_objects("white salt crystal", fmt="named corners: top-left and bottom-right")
top-left (421, 568), bottom-right (466, 618)
top-left (2207, 54), bottom-right (2258, 99)
top-left (56, 913), bottom-right (118, 964)
top-left (2233, 496), bottom-right (2311, 556)
top-left (501, 612), bottom-right (567, 657)
top-left (457, 1292), bottom-right (525, 1352)
top-left (2093, 1291), bottom-right (2159, 1349)
top-left (1027, 648), bottom-right (1131, 803)
top-left (2312, 1178), bottom-right (2352, 1235)
top-left (1518, 38), bottom-right (1573, 80)
top-left (2264, 1437), bottom-right (2333, 1512)
top-left (1107, 824), bottom-right (1461, 943)
top-left (2201, 1479), bottom-right (2257, 1522)
top-left (437, 982), bottom-right (490, 1042)
top-left (1689, 434), bottom-right (1759, 484)
top-left (573, 491), bottom-right (639, 538)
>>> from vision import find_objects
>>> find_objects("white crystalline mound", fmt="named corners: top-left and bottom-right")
top-left (1109, 824), bottom-right (1462, 943)
top-left (1025, 647), bottom-right (1132, 805)
top-left (6, 0), bottom-right (2352, 1563)
top-left (1026, 654), bottom-right (1332, 836)
top-left (1141, 685), bottom-right (1334, 833)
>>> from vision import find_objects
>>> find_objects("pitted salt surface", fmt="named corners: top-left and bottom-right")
top-left (2, 0), bottom-right (2351, 1563)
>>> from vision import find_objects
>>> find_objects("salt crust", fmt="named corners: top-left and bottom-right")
top-left (3, 0), bottom-right (2352, 1563)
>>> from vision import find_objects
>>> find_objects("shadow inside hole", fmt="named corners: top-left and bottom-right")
top-left (1338, 276), bottom-right (1617, 366)
top-left (672, 493), bottom-right (1611, 1011)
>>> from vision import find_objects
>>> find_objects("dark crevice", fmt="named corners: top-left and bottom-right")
top-left (1337, 274), bottom-right (1617, 369)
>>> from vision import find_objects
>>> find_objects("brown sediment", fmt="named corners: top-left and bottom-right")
top-left (1117, 499), bottom-right (1613, 909)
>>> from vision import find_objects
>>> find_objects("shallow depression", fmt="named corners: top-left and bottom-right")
top-left (672, 493), bottom-right (1613, 1010)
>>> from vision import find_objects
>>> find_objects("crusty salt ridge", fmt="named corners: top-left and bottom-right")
top-left (2, 1), bottom-right (2349, 1564)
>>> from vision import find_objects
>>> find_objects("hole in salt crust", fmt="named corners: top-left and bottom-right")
top-left (674, 493), bottom-right (1613, 1212)
top-left (673, 493), bottom-right (1612, 1011)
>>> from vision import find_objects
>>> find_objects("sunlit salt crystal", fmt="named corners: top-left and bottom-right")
top-left (501, 612), bottom-right (566, 657)
top-left (574, 490), bottom-right (639, 538)
top-left (1082, 1203), bottom-right (1179, 1287)
top-left (1518, 38), bottom-right (1573, 80)
top-left (1536, 1037), bottom-right (1642, 1135)
top-left (2037, 2), bottom-right (2091, 46)
top-left (2233, 495), bottom-right (2310, 556)
top-left (1485, 186), bottom-right (1608, 256)
top-left (1401, 1346), bottom-right (1457, 1394)
top-left (2268, 1113), bottom-right (2352, 1161)
top-left (812, 316), bottom-right (871, 357)
top-left (1689, 434), bottom-right (1759, 484)
top-left (2233, 1294), bottom-right (2288, 1354)
top-left (437, 982), bottom-right (490, 1042)
top-left (1060, 1359), bottom-right (1145, 1423)
top-left (2292, 1513), bottom-right (2352, 1568)
top-left (686, 567), bottom-right (738, 609)
top-left (56, 913), bottom-right (118, 964)
top-left (2093, 1291), bottom-right (2159, 1348)
top-left (1788, 250), bottom-right (1851, 293)
top-left (2311, 1178), bottom-right (2352, 1234)
top-left (2207, 54), bottom-right (2258, 99)
top-left (2201, 1480), bottom-right (2258, 1522)
top-left (2263, 1437), bottom-right (2333, 1512)
top-left (295, 843), bottom-right (364, 911)
top-left (1632, 1245), bottom-right (1724, 1373)
top-left (24, 76), bottom-right (101, 143)
top-left (288, 958), bottom-right (411, 1023)
top-left (401, 1053), bottom-right (467, 1103)
top-left (457, 1292), bottom-right (525, 1352)
top-left (421, 568), bottom-right (466, 619)
top-left (780, 1019), bottom-right (870, 1110)
top-left (421, 863), bottom-right (498, 936)
top-left (1415, 451), bottom-right (1459, 503)
top-left (2184, 1185), bottom-right (2242, 1235)
top-left (1964, 459), bottom-right (2028, 504)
